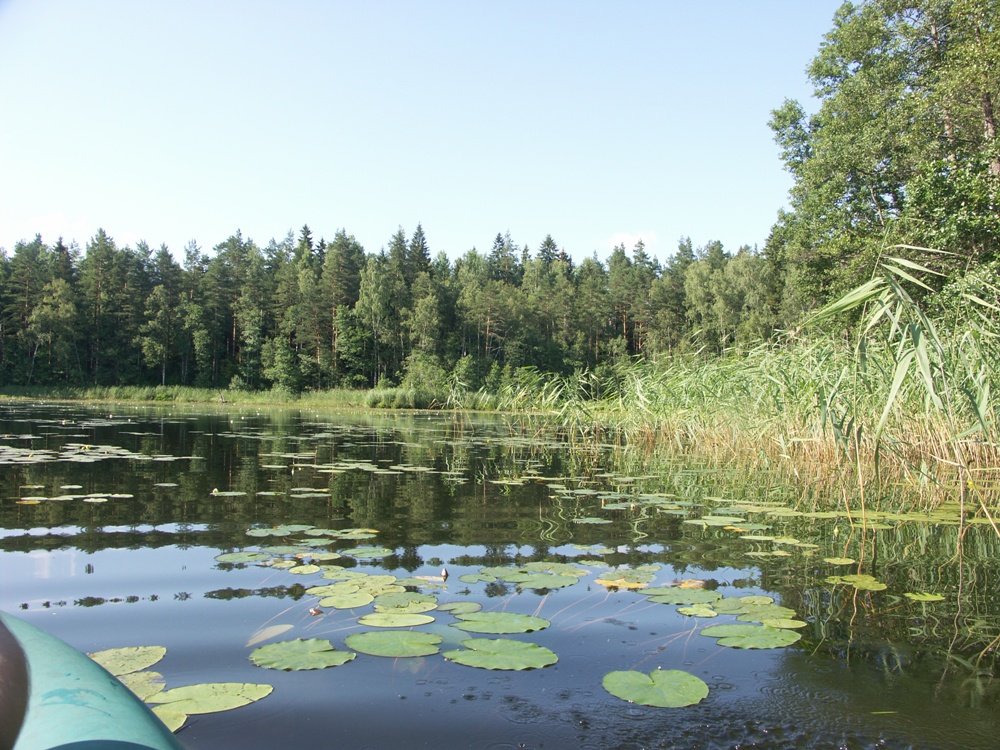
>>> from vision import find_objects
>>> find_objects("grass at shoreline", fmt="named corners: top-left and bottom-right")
top-left (3, 320), bottom-right (999, 520)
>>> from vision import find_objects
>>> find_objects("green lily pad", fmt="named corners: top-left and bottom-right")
top-left (761, 618), bottom-right (808, 629)
top-left (437, 602), bottom-right (482, 615)
top-left (736, 605), bottom-right (798, 622)
top-left (451, 612), bottom-right (551, 634)
top-left (357, 613), bottom-right (435, 628)
top-left (904, 592), bottom-right (945, 602)
top-left (701, 623), bottom-right (801, 649)
top-left (647, 589), bottom-right (722, 606)
top-left (677, 605), bottom-right (718, 618)
top-left (373, 592), bottom-right (438, 614)
top-left (739, 596), bottom-right (774, 606)
top-left (826, 574), bottom-right (887, 591)
top-left (151, 706), bottom-right (187, 732)
top-left (214, 551), bottom-right (272, 564)
top-left (603, 669), bottom-right (709, 708)
top-left (148, 683), bottom-right (273, 714)
top-left (345, 630), bottom-right (443, 658)
top-left (824, 557), bottom-right (856, 566)
top-left (119, 670), bottom-right (166, 701)
top-left (460, 573), bottom-right (495, 584)
top-left (319, 591), bottom-right (375, 609)
top-left (503, 572), bottom-right (579, 589)
top-left (341, 547), bottom-right (393, 559)
top-left (89, 646), bottom-right (166, 676)
top-left (288, 564), bottom-right (321, 575)
top-left (443, 638), bottom-right (558, 670)
top-left (249, 639), bottom-right (355, 670)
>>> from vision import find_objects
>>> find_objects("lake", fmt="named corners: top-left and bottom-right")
top-left (2, 401), bottom-right (1000, 749)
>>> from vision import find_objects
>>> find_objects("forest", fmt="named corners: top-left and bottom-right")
top-left (1, 0), bottom-right (998, 406)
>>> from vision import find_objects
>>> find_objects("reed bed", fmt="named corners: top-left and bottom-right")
top-left (461, 259), bottom-right (1000, 517)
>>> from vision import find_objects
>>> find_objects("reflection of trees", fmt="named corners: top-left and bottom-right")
top-left (6, 403), bottom-right (1000, 706)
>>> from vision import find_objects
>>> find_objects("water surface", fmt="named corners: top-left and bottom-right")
top-left (2, 402), bottom-right (999, 749)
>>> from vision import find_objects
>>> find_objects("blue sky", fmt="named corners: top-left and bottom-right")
top-left (0, 1), bottom-right (842, 264)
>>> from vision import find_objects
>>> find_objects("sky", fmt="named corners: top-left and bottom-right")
top-left (0, 1), bottom-right (843, 265)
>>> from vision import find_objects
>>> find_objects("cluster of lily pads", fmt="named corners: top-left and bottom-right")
top-left (14, 483), bottom-right (135, 505)
top-left (1, 440), bottom-right (193, 468)
top-left (89, 645), bottom-right (272, 733)
top-left (204, 523), bottom-right (828, 711)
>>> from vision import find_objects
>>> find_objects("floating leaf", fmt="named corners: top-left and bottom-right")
top-left (503, 572), bottom-right (579, 590)
top-left (287, 564), bottom-right (321, 575)
top-left (151, 706), bottom-right (187, 733)
top-left (89, 646), bottom-right (166, 676)
top-left (214, 551), bottom-right (272, 564)
top-left (460, 573), bottom-right (495, 584)
top-left (603, 669), bottom-right (709, 708)
top-left (760, 618), bottom-right (808, 629)
top-left (701, 623), bottom-right (801, 649)
top-left (341, 547), bottom-right (393, 559)
top-left (345, 630), bottom-right (442, 658)
top-left (443, 638), bottom-right (557, 670)
top-left (437, 601), bottom-right (482, 615)
top-left (904, 592), bottom-right (945, 602)
top-left (826, 574), bottom-right (887, 591)
top-left (357, 613), bottom-right (435, 628)
top-left (249, 638), bottom-right (355, 670)
top-left (149, 683), bottom-right (273, 714)
top-left (119, 670), bottom-right (166, 701)
top-left (736, 605), bottom-right (797, 622)
top-left (648, 589), bottom-right (722, 606)
top-left (319, 591), bottom-right (374, 609)
top-left (739, 595), bottom-right (774, 606)
top-left (451, 612), bottom-right (550, 634)
top-left (677, 605), bottom-right (718, 618)
top-left (373, 592), bottom-right (438, 614)
top-left (824, 557), bottom-right (856, 566)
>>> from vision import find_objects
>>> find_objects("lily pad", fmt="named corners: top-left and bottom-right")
top-left (451, 612), bottom-right (551, 634)
top-left (119, 670), bottom-right (166, 701)
top-left (148, 683), bottom-right (273, 714)
top-left (345, 630), bottom-right (443, 658)
top-left (249, 638), bottom-right (356, 671)
top-left (151, 706), bottom-right (187, 733)
top-left (701, 623), bottom-right (801, 649)
top-left (603, 669), bottom-right (709, 708)
top-left (341, 547), bottom-right (394, 559)
top-left (437, 602), bottom-right (482, 615)
top-left (373, 592), bottom-right (438, 614)
top-left (89, 646), bottom-right (166, 676)
top-left (648, 589), bottom-right (722, 606)
top-left (826, 574), bottom-right (887, 591)
top-left (443, 638), bottom-right (558, 670)
top-left (904, 592), bottom-right (945, 602)
top-left (503, 572), bottom-right (579, 590)
top-left (677, 605), bottom-right (718, 618)
top-left (357, 613), bottom-right (435, 628)
top-left (824, 557), bottom-right (856, 566)
top-left (319, 591), bottom-right (375, 609)
top-left (761, 618), bottom-right (808, 629)
top-left (214, 551), bottom-right (272, 564)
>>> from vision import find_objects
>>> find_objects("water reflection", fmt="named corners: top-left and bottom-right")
top-left (2, 401), bottom-right (1000, 749)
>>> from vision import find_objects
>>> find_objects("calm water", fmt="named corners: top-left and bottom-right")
top-left (2, 401), bottom-right (1000, 750)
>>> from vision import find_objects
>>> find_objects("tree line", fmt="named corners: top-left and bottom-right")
top-left (0, 224), bottom-right (773, 392)
top-left (1, 0), bottom-right (997, 395)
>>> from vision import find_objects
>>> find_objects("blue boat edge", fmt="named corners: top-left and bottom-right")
top-left (0, 612), bottom-right (184, 750)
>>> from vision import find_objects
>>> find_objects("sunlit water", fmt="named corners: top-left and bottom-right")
top-left (2, 402), bottom-right (1000, 750)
